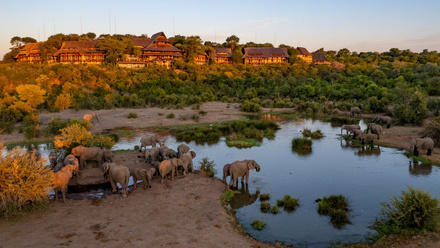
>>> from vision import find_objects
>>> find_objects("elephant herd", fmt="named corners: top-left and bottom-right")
top-left (342, 115), bottom-right (435, 156)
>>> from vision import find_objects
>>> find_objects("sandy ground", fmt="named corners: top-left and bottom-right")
top-left (1, 102), bottom-right (440, 248)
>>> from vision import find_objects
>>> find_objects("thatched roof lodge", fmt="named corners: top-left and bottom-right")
top-left (210, 48), bottom-right (232, 64)
top-left (15, 42), bottom-right (55, 63)
top-left (53, 41), bottom-right (105, 64)
top-left (296, 47), bottom-right (313, 63)
top-left (242, 47), bottom-right (289, 65)
top-left (312, 52), bottom-right (329, 64)
top-left (141, 32), bottom-right (183, 67)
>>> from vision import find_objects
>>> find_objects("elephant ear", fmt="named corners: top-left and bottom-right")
top-left (246, 160), bottom-right (253, 170)
top-left (190, 151), bottom-right (196, 158)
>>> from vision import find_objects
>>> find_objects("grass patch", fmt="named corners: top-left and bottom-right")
top-left (226, 139), bottom-right (258, 148)
top-left (112, 149), bottom-right (135, 153)
top-left (127, 112), bottom-right (138, 119)
top-left (198, 157), bottom-right (217, 177)
top-left (404, 152), bottom-right (437, 165)
top-left (198, 110), bottom-right (207, 116)
top-left (328, 116), bottom-right (359, 126)
top-left (166, 113), bottom-right (175, 119)
top-left (292, 138), bottom-right (312, 150)
top-left (271, 206), bottom-right (279, 214)
top-left (259, 193), bottom-right (270, 201)
top-left (318, 194), bottom-right (350, 228)
top-left (222, 189), bottom-right (240, 203)
top-left (283, 195), bottom-right (300, 212)
top-left (302, 128), bottom-right (312, 137)
top-left (251, 219), bottom-right (266, 231)
top-left (269, 111), bottom-right (301, 120)
top-left (260, 202), bottom-right (271, 213)
top-left (311, 130), bottom-right (324, 139)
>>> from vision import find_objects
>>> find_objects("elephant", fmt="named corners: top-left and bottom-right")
top-left (83, 112), bottom-right (99, 123)
top-left (350, 129), bottom-right (363, 139)
top-left (71, 145), bottom-right (103, 169)
top-left (350, 107), bottom-right (361, 117)
top-left (145, 146), bottom-right (161, 163)
top-left (177, 144), bottom-right (190, 158)
top-left (358, 133), bottom-right (378, 146)
top-left (366, 123), bottom-right (383, 139)
top-left (228, 160), bottom-right (261, 188)
top-left (372, 116), bottom-right (392, 128)
top-left (102, 162), bottom-right (130, 197)
top-left (63, 154), bottom-right (79, 175)
top-left (139, 134), bottom-right (162, 151)
top-left (222, 163), bottom-right (232, 184)
top-left (49, 151), bottom-right (58, 169)
top-left (159, 145), bottom-right (177, 160)
top-left (179, 151), bottom-right (196, 175)
top-left (159, 158), bottom-right (183, 184)
top-left (130, 167), bottom-right (156, 190)
top-left (341, 124), bottom-right (360, 136)
top-left (102, 148), bottom-right (113, 163)
top-left (410, 137), bottom-right (434, 156)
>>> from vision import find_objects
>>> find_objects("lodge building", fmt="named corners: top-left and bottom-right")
top-left (14, 31), bottom-right (327, 66)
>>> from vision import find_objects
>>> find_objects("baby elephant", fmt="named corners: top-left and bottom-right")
top-left (131, 167), bottom-right (156, 190)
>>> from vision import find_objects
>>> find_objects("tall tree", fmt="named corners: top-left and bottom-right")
top-left (226, 35), bottom-right (240, 51)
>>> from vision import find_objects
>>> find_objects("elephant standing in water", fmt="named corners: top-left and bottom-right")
top-left (228, 160), bottom-right (261, 188)
top-left (366, 123), bottom-right (383, 139)
top-left (139, 134), bottom-right (162, 151)
top-left (410, 137), bottom-right (434, 156)
top-left (372, 116), bottom-right (392, 128)
top-left (350, 107), bottom-right (361, 117)
top-left (102, 162), bottom-right (130, 197)
top-left (341, 124), bottom-right (360, 136)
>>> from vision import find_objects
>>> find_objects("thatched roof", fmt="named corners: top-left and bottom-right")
top-left (312, 52), bottom-right (327, 62)
top-left (15, 42), bottom-right (44, 58)
top-left (210, 47), bottom-right (232, 58)
top-left (242, 47), bottom-right (289, 58)
top-left (122, 37), bottom-right (151, 48)
top-left (142, 32), bottom-right (182, 53)
top-left (53, 41), bottom-right (103, 56)
top-left (296, 47), bottom-right (312, 56)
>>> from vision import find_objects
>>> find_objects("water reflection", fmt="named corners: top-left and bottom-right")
top-left (291, 148), bottom-right (312, 157)
top-left (409, 159), bottom-right (432, 176)
top-left (229, 183), bottom-right (260, 210)
top-left (356, 146), bottom-right (381, 157)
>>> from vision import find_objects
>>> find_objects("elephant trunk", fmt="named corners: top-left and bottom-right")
top-left (256, 167), bottom-right (260, 172)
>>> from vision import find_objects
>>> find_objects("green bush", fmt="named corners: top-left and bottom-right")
top-left (127, 112), bottom-right (138, 118)
top-left (259, 193), bottom-right (270, 201)
top-left (277, 199), bottom-right (284, 207)
top-left (241, 98), bottom-right (262, 113)
top-left (166, 113), bottom-right (175, 119)
top-left (107, 133), bottom-right (120, 143)
top-left (192, 115), bottom-right (199, 122)
top-left (260, 202), bottom-right (271, 213)
top-left (0, 121), bottom-right (15, 134)
top-left (318, 195), bottom-right (349, 215)
top-left (198, 157), bottom-right (217, 177)
top-left (283, 195), bottom-right (299, 212)
top-left (198, 110), bottom-right (207, 116)
top-left (43, 118), bottom-right (69, 136)
top-left (271, 206), bottom-right (279, 214)
top-left (222, 189), bottom-right (240, 203)
top-left (251, 219), bottom-right (266, 231)
top-left (374, 186), bottom-right (440, 237)
top-left (302, 128), bottom-right (312, 137)
top-left (310, 130), bottom-right (324, 139)
top-left (427, 98), bottom-right (440, 116)
top-left (291, 138), bottom-right (312, 150)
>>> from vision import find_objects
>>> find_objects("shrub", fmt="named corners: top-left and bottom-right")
top-left (158, 112), bottom-right (164, 116)
top-left (0, 145), bottom-right (53, 217)
top-left (283, 195), bottom-right (299, 212)
top-left (89, 135), bottom-right (116, 149)
top-left (222, 189), bottom-right (240, 203)
top-left (166, 113), bottom-right (175, 119)
top-left (374, 186), bottom-right (440, 237)
top-left (251, 219), bottom-right (266, 231)
top-left (21, 115), bottom-right (40, 139)
top-left (277, 199), bottom-right (284, 207)
top-left (54, 124), bottom-right (93, 150)
top-left (427, 98), bottom-right (440, 116)
top-left (127, 112), bottom-right (138, 119)
top-left (241, 98), bottom-right (262, 113)
top-left (259, 193), bottom-right (270, 201)
top-left (271, 206), bottom-right (279, 214)
top-left (302, 128), bottom-right (312, 137)
top-left (424, 120), bottom-right (440, 145)
top-left (330, 209), bottom-right (349, 228)
top-left (198, 110), bottom-right (207, 116)
top-left (192, 115), bottom-right (199, 122)
top-left (311, 130), bottom-right (324, 139)
top-left (291, 138), bottom-right (312, 150)
top-left (260, 202), bottom-right (271, 213)
top-left (394, 92), bottom-right (427, 125)
top-left (318, 195), bottom-right (349, 214)
top-left (198, 157), bottom-right (217, 177)
top-left (107, 133), bottom-right (120, 143)
top-left (43, 118), bottom-right (69, 136)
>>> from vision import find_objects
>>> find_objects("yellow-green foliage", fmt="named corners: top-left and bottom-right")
top-left (54, 124), bottom-right (93, 149)
top-left (0, 145), bottom-right (53, 216)
top-left (259, 193), bottom-right (270, 201)
top-left (260, 202), bottom-right (271, 213)
top-left (251, 219), bottom-right (266, 231)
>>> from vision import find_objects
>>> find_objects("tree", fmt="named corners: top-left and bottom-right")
top-left (98, 37), bottom-right (133, 64)
top-left (16, 85), bottom-right (46, 109)
top-left (226, 35), bottom-right (240, 51)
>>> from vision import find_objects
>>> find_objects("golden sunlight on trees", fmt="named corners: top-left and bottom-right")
top-left (0, 145), bottom-right (53, 216)
top-left (16, 84), bottom-right (46, 109)
top-left (54, 93), bottom-right (73, 111)
top-left (54, 124), bottom-right (93, 149)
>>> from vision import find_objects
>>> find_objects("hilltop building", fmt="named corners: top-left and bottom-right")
top-left (14, 42), bottom-right (55, 63)
top-left (296, 47), bottom-right (313, 63)
top-left (53, 41), bottom-right (105, 64)
top-left (140, 32), bottom-right (183, 67)
top-left (312, 52), bottom-right (329, 64)
top-left (242, 47), bottom-right (289, 65)
top-left (210, 48), bottom-right (232, 64)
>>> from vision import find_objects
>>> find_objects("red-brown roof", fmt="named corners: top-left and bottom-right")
top-left (142, 32), bottom-right (182, 53)
top-left (53, 41), bottom-right (104, 56)
top-left (312, 52), bottom-right (327, 62)
top-left (122, 37), bottom-right (151, 48)
top-left (242, 47), bottom-right (289, 58)
top-left (210, 47), bottom-right (232, 58)
top-left (15, 42), bottom-right (44, 58)
top-left (296, 47), bottom-right (312, 56)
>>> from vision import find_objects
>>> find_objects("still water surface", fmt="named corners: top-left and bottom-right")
top-left (19, 118), bottom-right (440, 247)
